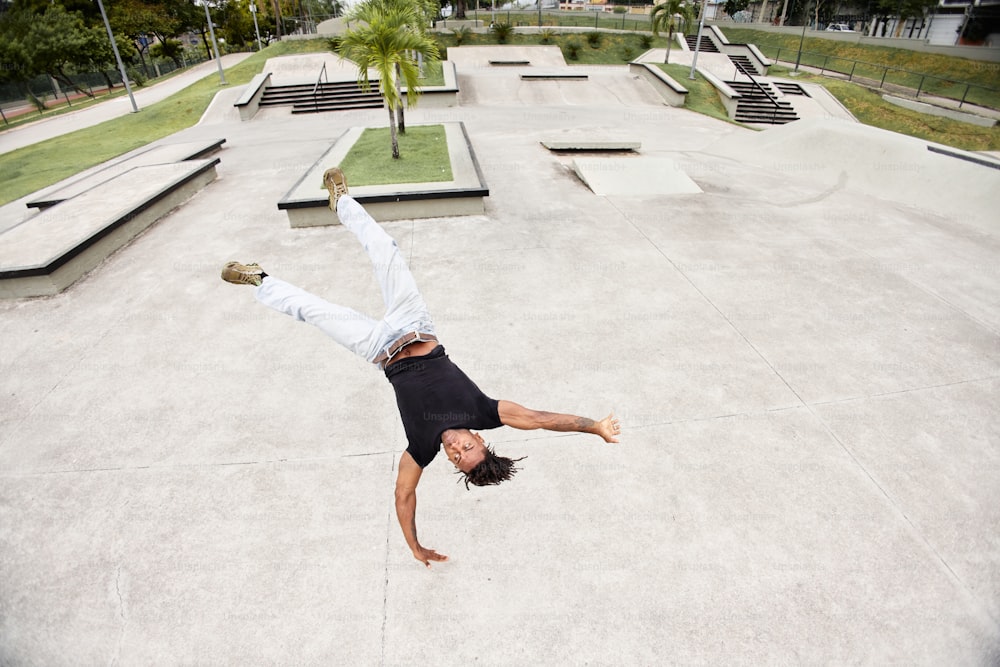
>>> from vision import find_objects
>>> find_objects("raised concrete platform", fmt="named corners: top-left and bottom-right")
top-left (0, 159), bottom-right (219, 298)
top-left (571, 156), bottom-right (703, 195)
top-left (277, 122), bottom-right (487, 226)
top-left (25, 138), bottom-right (225, 209)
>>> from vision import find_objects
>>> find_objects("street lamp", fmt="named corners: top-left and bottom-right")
top-left (95, 0), bottom-right (139, 112)
top-left (794, 0), bottom-right (810, 73)
top-left (199, 0), bottom-right (228, 84)
top-left (688, 0), bottom-right (708, 80)
top-left (250, 1), bottom-right (264, 51)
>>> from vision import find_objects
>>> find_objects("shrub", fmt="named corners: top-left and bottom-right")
top-left (621, 44), bottom-right (635, 61)
top-left (126, 67), bottom-right (147, 88)
top-left (539, 28), bottom-right (557, 44)
top-left (585, 31), bottom-right (602, 48)
top-left (612, 5), bottom-right (627, 13)
top-left (452, 25), bottom-right (471, 45)
top-left (491, 21), bottom-right (513, 44)
top-left (639, 33), bottom-right (653, 49)
top-left (564, 40), bottom-right (581, 60)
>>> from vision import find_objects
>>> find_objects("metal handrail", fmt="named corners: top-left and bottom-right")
top-left (733, 61), bottom-right (783, 123)
top-left (311, 62), bottom-right (328, 111)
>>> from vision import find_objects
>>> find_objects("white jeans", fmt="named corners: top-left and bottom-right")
top-left (253, 195), bottom-right (437, 364)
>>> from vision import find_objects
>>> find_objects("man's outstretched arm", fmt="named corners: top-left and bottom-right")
top-left (394, 451), bottom-right (449, 568)
top-left (498, 400), bottom-right (620, 443)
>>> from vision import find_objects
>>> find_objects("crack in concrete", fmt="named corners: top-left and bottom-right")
top-left (111, 564), bottom-right (127, 666)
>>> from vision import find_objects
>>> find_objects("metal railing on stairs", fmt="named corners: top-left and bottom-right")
top-left (311, 63), bottom-right (328, 113)
top-left (732, 61), bottom-right (784, 124)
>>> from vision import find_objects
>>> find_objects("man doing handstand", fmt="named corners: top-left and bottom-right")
top-left (221, 168), bottom-right (620, 567)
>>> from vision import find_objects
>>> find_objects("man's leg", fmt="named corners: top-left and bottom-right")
top-left (336, 194), bottom-right (435, 334)
top-left (253, 276), bottom-right (381, 360)
top-left (222, 261), bottom-right (382, 361)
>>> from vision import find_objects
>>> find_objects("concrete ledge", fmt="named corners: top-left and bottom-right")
top-left (629, 62), bottom-right (689, 107)
top-left (26, 138), bottom-right (226, 210)
top-left (0, 159), bottom-right (219, 299)
top-left (883, 94), bottom-right (996, 128)
top-left (490, 60), bottom-right (530, 66)
top-left (520, 73), bottom-right (588, 80)
top-left (541, 139), bottom-right (641, 151)
top-left (697, 67), bottom-right (741, 119)
top-left (234, 72), bottom-right (272, 121)
top-left (277, 121), bottom-right (488, 226)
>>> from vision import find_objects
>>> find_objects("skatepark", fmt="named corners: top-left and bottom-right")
top-left (0, 42), bottom-right (998, 664)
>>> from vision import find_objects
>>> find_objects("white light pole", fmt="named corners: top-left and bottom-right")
top-left (250, 1), bottom-right (264, 51)
top-left (688, 0), bottom-right (708, 80)
top-left (201, 0), bottom-right (228, 84)
top-left (95, 0), bottom-right (139, 112)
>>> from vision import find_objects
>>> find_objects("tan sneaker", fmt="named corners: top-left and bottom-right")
top-left (322, 167), bottom-right (349, 210)
top-left (221, 261), bottom-right (265, 286)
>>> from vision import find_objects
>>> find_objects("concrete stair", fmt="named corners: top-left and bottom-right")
top-left (259, 81), bottom-right (385, 114)
top-left (726, 80), bottom-right (800, 125)
top-left (685, 34), bottom-right (720, 53)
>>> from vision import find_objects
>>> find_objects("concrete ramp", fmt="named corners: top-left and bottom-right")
top-left (572, 157), bottom-right (702, 195)
top-left (703, 117), bottom-right (1000, 232)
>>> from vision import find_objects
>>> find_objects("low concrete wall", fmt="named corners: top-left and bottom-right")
top-left (628, 62), bottom-right (689, 107)
top-left (697, 67), bottom-right (741, 119)
top-left (234, 72), bottom-right (272, 121)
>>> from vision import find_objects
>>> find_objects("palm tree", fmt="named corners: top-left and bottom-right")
top-left (339, 0), bottom-right (440, 158)
top-left (650, 0), bottom-right (696, 65)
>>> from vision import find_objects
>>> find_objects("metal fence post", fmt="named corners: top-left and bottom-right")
top-left (849, 61), bottom-right (856, 81)
top-left (0, 106), bottom-right (8, 126)
top-left (959, 84), bottom-right (970, 109)
top-left (821, 55), bottom-right (828, 75)
top-left (916, 74), bottom-right (925, 98)
top-left (879, 67), bottom-right (888, 89)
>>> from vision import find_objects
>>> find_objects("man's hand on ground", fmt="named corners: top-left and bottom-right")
top-left (595, 413), bottom-right (621, 443)
top-left (413, 544), bottom-right (449, 568)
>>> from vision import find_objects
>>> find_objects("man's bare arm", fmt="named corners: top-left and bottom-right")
top-left (394, 451), bottom-right (448, 568)
top-left (498, 400), bottom-right (620, 443)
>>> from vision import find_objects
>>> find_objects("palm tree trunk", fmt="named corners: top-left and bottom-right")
top-left (665, 27), bottom-right (673, 63)
top-left (388, 105), bottom-right (400, 159)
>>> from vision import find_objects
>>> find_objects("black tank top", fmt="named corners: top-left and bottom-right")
top-left (384, 345), bottom-right (502, 467)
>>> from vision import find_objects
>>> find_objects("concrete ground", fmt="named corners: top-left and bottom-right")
top-left (1, 47), bottom-right (999, 665)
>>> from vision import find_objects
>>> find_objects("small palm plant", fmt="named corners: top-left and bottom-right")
top-left (650, 0), bottom-right (696, 64)
top-left (339, 0), bottom-right (440, 159)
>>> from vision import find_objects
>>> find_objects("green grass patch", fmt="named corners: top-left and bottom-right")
top-left (338, 124), bottom-right (452, 186)
top-left (722, 27), bottom-right (1000, 109)
top-left (434, 30), bottom-right (669, 65)
top-left (418, 60), bottom-right (445, 87)
top-left (0, 39), bottom-right (333, 206)
top-left (770, 67), bottom-right (1000, 151)
top-left (657, 64), bottom-right (734, 124)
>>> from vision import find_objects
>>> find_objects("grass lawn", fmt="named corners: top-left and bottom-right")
top-left (657, 64), bottom-right (734, 124)
top-left (768, 66), bottom-right (1000, 151)
top-left (338, 124), bottom-right (453, 186)
top-left (0, 39), bottom-right (333, 207)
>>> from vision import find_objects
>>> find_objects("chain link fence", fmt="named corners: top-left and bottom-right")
top-left (0, 53), bottom-right (209, 126)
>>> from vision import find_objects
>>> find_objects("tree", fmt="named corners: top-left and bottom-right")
top-left (650, 0), bottom-right (696, 64)
top-left (724, 0), bottom-right (749, 17)
top-left (21, 4), bottom-right (126, 98)
top-left (339, 0), bottom-right (440, 159)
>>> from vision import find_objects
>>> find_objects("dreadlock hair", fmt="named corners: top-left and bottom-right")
top-left (457, 445), bottom-right (526, 490)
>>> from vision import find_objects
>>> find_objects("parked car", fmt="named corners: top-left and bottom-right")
top-left (825, 23), bottom-right (855, 32)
